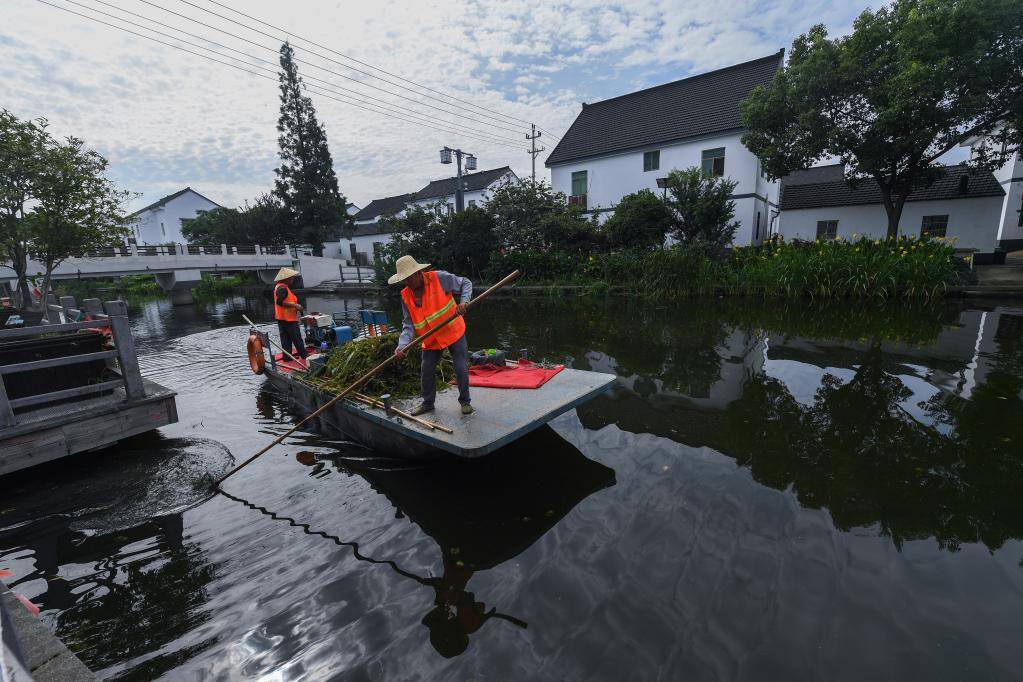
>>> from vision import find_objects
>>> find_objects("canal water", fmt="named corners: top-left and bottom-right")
top-left (2, 292), bottom-right (1022, 680)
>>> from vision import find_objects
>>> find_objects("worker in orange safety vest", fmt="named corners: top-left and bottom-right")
top-left (390, 255), bottom-right (473, 416)
top-left (273, 267), bottom-right (308, 367)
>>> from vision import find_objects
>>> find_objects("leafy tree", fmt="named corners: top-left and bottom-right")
top-left (741, 0), bottom-right (1023, 238)
top-left (603, 189), bottom-right (672, 249)
top-left (0, 110), bottom-right (48, 307)
top-left (380, 204), bottom-right (496, 281)
top-left (486, 180), bottom-right (598, 254)
top-left (180, 207), bottom-right (243, 246)
top-left (663, 168), bottom-right (739, 258)
top-left (181, 194), bottom-right (288, 246)
top-left (28, 136), bottom-right (131, 302)
top-left (274, 41), bottom-right (349, 253)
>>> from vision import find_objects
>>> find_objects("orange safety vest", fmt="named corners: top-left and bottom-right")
top-left (274, 282), bottom-right (299, 322)
top-left (401, 271), bottom-right (466, 350)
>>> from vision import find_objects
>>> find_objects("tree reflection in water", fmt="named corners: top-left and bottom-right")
top-left (569, 300), bottom-right (1023, 552)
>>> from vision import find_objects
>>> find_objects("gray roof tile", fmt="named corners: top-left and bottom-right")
top-left (545, 51), bottom-right (784, 166)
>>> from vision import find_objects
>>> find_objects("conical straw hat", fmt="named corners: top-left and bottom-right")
top-left (388, 255), bottom-right (430, 285)
top-left (274, 267), bottom-right (301, 282)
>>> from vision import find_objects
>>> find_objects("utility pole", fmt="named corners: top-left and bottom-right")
top-left (526, 123), bottom-right (545, 183)
top-left (440, 147), bottom-right (476, 213)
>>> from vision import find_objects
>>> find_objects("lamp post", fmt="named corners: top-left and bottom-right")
top-left (440, 147), bottom-right (476, 213)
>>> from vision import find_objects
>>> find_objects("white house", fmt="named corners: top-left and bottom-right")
top-left (545, 51), bottom-right (784, 246)
top-left (127, 187), bottom-right (222, 245)
top-left (409, 166), bottom-right (518, 215)
top-left (776, 163), bottom-right (1006, 260)
top-left (330, 167), bottom-right (519, 264)
top-left (961, 135), bottom-right (1023, 251)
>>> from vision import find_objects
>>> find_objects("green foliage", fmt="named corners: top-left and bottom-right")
top-left (305, 333), bottom-right (450, 399)
top-left (742, 0), bottom-right (1023, 237)
top-left (381, 205), bottom-right (496, 281)
top-left (0, 110), bottom-right (130, 307)
top-left (55, 274), bottom-right (163, 299)
top-left (274, 42), bottom-right (349, 251)
top-left (485, 180), bottom-right (599, 254)
top-left (193, 273), bottom-right (256, 298)
top-left (662, 168), bottom-right (739, 258)
top-left (602, 189), bottom-right (671, 249)
top-left (728, 234), bottom-right (958, 299)
top-left (181, 194), bottom-right (288, 246)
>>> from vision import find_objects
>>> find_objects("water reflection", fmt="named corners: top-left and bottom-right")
top-left (232, 426), bottom-right (615, 658)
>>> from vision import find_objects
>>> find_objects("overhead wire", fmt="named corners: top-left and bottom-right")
top-left (197, 0), bottom-right (561, 141)
top-left (146, 0), bottom-right (538, 140)
top-left (71, 0), bottom-right (524, 144)
top-left (33, 0), bottom-right (524, 149)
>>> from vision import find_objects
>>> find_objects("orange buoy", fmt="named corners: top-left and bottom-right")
top-left (247, 331), bottom-right (266, 374)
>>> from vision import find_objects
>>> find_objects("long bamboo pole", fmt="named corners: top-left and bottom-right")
top-left (216, 270), bottom-right (520, 486)
top-left (352, 392), bottom-right (455, 434)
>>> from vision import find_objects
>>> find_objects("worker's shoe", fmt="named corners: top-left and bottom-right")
top-left (460, 403), bottom-right (475, 415)
top-left (410, 403), bottom-right (434, 416)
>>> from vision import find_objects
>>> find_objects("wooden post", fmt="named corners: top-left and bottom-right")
top-left (104, 300), bottom-right (145, 400)
top-left (0, 375), bottom-right (16, 428)
top-left (338, 263), bottom-right (345, 283)
top-left (60, 295), bottom-right (77, 322)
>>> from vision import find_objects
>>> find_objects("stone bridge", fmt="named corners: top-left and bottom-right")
top-left (6, 244), bottom-right (367, 304)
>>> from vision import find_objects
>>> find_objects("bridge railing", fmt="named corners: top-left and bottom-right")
top-left (0, 297), bottom-right (144, 429)
top-left (77, 244), bottom-right (296, 258)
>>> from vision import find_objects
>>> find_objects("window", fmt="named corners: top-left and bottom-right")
top-left (755, 211), bottom-right (761, 241)
top-left (468, 199), bottom-right (477, 208)
top-left (447, 203), bottom-right (454, 215)
top-left (570, 170), bottom-right (588, 209)
top-left (816, 220), bottom-right (838, 240)
top-left (160, 221), bottom-right (166, 236)
top-left (1018, 195), bottom-right (1022, 227)
top-left (643, 150), bottom-right (660, 172)
top-left (571, 170), bottom-right (587, 196)
top-left (920, 214), bottom-right (948, 239)
top-left (701, 147), bottom-right (725, 177)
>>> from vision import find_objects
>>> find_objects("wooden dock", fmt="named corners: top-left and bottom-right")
top-left (0, 297), bottom-right (177, 476)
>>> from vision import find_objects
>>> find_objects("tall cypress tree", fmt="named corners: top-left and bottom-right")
top-left (274, 41), bottom-right (348, 252)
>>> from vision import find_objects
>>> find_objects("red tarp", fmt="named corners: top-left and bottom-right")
top-left (453, 359), bottom-right (565, 389)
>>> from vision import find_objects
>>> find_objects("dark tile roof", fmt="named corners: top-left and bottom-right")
top-left (780, 163), bottom-right (845, 186)
top-left (353, 193), bottom-right (416, 221)
top-left (779, 164), bottom-right (1005, 211)
top-left (414, 166), bottom-right (514, 201)
top-left (545, 51), bottom-right (784, 166)
top-left (128, 187), bottom-right (222, 217)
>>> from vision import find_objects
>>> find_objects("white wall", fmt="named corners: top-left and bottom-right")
top-left (549, 132), bottom-right (778, 246)
top-left (777, 196), bottom-right (1004, 251)
top-left (131, 191), bottom-right (221, 245)
top-left (993, 151), bottom-right (1023, 245)
top-left (409, 171), bottom-right (516, 215)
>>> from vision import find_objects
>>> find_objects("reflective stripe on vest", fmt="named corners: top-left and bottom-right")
top-left (401, 271), bottom-right (466, 350)
top-left (274, 283), bottom-right (299, 322)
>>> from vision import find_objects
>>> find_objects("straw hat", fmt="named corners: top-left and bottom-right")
top-left (388, 255), bottom-right (430, 285)
top-left (274, 266), bottom-right (301, 282)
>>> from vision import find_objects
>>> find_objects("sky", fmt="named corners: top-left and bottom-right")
top-left (3, 0), bottom-right (876, 212)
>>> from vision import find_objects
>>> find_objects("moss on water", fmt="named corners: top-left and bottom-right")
top-left (305, 333), bottom-right (451, 400)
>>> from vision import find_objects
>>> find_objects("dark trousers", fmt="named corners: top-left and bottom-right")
top-left (277, 320), bottom-right (308, 359)
top-left (421, 333), bottom-right (470, 406)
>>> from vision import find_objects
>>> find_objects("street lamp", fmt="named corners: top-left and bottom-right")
top-left (439, 147), bottom-right (476, 213)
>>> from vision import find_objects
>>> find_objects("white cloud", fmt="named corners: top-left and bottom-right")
top-left (1, 0), bottom-right (871, 211)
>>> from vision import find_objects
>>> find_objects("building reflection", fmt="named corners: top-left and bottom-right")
top-left (243, 425), bottom-right (616, 658)
top-left (572, 301), bottom-right (1023, 552)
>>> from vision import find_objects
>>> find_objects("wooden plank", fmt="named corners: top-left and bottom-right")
top-left (0, 350), bottom-right (117, 375)
top-left (8, 380), bottom-right (123, 409)
top-left (0, 318), bottom-right (110, 340)
top-left (0, 429), bottom-right (68, 476)
top-left (105, 301), bottom-right (145, 400)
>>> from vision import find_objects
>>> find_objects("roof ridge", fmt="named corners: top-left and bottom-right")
top-left (583, 50), bottom-right (784, 109)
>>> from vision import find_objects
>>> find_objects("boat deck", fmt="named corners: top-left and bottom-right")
top-left (268, 365), bottom-right (616, 458)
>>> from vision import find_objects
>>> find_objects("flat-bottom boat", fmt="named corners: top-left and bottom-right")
top-left (249, 310), bottom-right (615, 459)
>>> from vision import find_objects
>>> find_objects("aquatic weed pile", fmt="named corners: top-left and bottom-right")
top-left (306, 333), bottom-right (452, 399)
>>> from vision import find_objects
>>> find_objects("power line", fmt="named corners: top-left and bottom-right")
top-left (152, 0), bottom-right (538, 139)
top-left (34, 0), bottom-right (523, 149)
top-left (198, 0), bottom-right (561, 140)
top-left (73, 0), bottom-right (524, 144)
